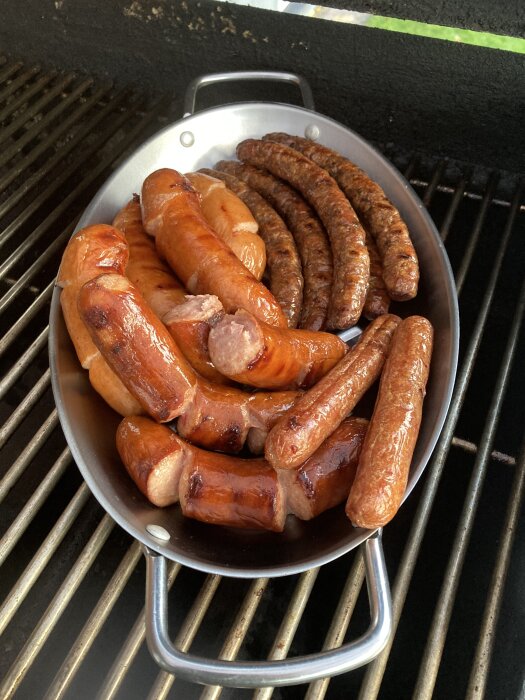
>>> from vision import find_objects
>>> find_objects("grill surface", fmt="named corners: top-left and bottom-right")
top-left (0, 56), bottom-right (524, 700)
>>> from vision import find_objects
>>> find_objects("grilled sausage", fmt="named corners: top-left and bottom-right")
top-left (215, 160), bottom-right (333, 331)
top-left (199, 167), bottom-right (303, 328)
top-left (207, 309), bottom-right (347, 389)
top-left (265, 314), bottom-right (401, 469)
top-left (185, 172), bottom-right (266, 280)
top-left (176, 380), bottom-right (299, 454)
top-left (78, 273), bottom-right (197, 422)
top-left (236, 139), bottom-right (369, 329)
top-left (116, 416), bottom-right (185, 507)
top-left (163, 294), bottom-right (229, 384)
top-left (114, 199), bottom-right (228, 384)
top-left (363, 231), bottom-right (390, 319)
top-left (57, 223), bottom-right (142, 416)
top-left (117, 416), bottom-right (366, 528)
top-left (264, 133), bottom-right (419, 301)
top-left (346, 316), bottom-right (433, 528)
top-left (141, 168), bottom-right (287, 328)
top-left (280, 417), bottom-right (368, 520)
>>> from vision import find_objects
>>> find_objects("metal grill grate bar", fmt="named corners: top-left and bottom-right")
top-left (440, 169), bottom-right (472, 242)
top-left (0, 280), bottom-right (54, 357)
top-left (0, 69), bottom-right (57, 125)
top-left (413, 257), bottom-right (525, 698)
top-left (0, 60), bottom-right (24, 90)
top-left (0, 64), bottom-right (40, 106)
top-left (357, 182), bottom-right (524, 700)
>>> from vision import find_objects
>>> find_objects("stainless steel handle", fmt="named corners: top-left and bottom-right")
top-left (144, 531), bottom-right (392, 688)
top-left (183, 70), bottom-right (315, 117)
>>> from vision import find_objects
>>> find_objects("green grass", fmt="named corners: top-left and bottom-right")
top-left (365, 16), bottom-right (525, 54)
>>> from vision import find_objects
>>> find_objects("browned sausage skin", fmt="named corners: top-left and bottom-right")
top-left (280, 417), bottom-right (368, 520)
top-left (215, 159), bottom-right (333, 331)
top-left (346, 316), bottom-right (433, 528)
top-left (78, 273), bottom-right (197, 422)
top-left (264, 133), bottom-right (419, 301)
top-left (141, 168), bottom-right (287, 328)
top-left (185, 172), bottom-right (266, 280)
top-left (208, 309), bottom-right (347, 389)
top-left (199, 167), bottom-right (304, 328)
top-left (57, 223), bottom-right (142, 416)
top-left (363, 231), bottom-right (390, 319)
top-left (265, 314), bottom-right (401, 469)
top-left (236, 139), bottom-right (369, 329)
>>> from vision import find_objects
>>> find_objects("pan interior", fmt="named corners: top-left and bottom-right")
top-left (49, 102), bottom-right (458, 578)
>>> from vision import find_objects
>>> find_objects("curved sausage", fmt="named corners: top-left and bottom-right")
top-left (346, 316), bottom-right (433, 528)
top-left (78, 273), bottom-right (197, 422)
top-left (141, 168), bottom-right (287, 328)
top-left (265, 314), bottom-right (401, 469)
top-left (207, 309), bottom-right (347, 389)
top-left (264, 133), bottom-right (419, 301)
top-left (215, 159), bottom-right (332, 331)
top-left (113, 199), bottom-right (228, 384)
top-left (199, 167), bottom-right (303, 328)
top-left (57, 223), bottom-right (141, 416)
top-left (185, 172), bottom-right (266, 280)
top-left (280, 417), bottom-right (368, 520)
top-left (363, 231), bottom-right (390, 319)
top-left (236, 139), bottom-right (369, 329)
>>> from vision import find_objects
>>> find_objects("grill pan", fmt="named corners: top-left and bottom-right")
top-left (49, 71), bottom-right (459, 686)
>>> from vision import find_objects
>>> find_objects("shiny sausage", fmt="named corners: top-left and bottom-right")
top-left (185, 172), bottom-right (266, 280)
top-left (199, 167), bottom-right (303, 328)
top-left (265, 314), bottom-right (401, 469)
top-left (207, 309), bottom-right (347, 389)
top-left (280, 417), bottom-right (368, 520)
top-left (78, 273), bottom-right (197, 422)
top-left (236, 139), bottom-right (369, 329)
top-left (141, 168), bottom-right (287, 328)
top-left (264, 133), bottom-right (419, 301)
top-left (215, 159), bottom-right (333, 331)
top-left (346, 316), bottom-right (433, 528)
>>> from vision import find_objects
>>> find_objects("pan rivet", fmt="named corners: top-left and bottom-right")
top-left (180, 131), bottom-right (195, 147)
top-left (305, 124), bottom-right (320, 140)
top-left (146, 524), bottom-right (171, 541)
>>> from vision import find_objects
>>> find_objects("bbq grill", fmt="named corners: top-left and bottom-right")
top-left (1, 2), bottom-right (525, 698)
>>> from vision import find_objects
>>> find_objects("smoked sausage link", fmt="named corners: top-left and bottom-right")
top-left (141, 168), bottom-right (287, 328)
top-left (264, 133), bottom-right (419, 302)
top-left (346, 315), bottom-right (433, 528)
top-left (265, 314), bottom-right (401, 469)
top-left (208, 309), bottom-right (347, 389)
top-left (236, 139), bottom-right (369, 329)
top-left (78, 273), bottom-right (197, 422)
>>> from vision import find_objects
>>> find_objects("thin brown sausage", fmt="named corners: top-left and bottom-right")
top-left (346, 316), bottom-right (433, 528)
top-left (199, 167), bottom-right (303, 328)
top-left (280, 417), bottom-right (368, 520)
top-left (236, 139), bottom-right (369, 329)
top-left (207, 309), bottom-right (347, 389)
top-left (264, 133), bottom-right (419, 301)
top-left (265, 314), bottom-right (401, 469)
top-left (363, 231), bottom-right (390, 319)
top-left (78, 273), bottom-right (197, 422)
top-left (141, 168), bottom-right (287, 328)
top-left (214, 160), bottom-right (333, 331)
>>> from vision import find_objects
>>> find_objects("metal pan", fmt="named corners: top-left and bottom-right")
top-left (49, 71), bottom-right (459, 686)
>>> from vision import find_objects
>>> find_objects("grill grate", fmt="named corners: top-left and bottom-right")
top-left (0, 57), bottom-right (524, 700)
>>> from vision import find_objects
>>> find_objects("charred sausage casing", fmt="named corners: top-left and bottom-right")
top-left (141, 168), bottom-right (287, 328)
top-left (78, 272), bottom-right (196, 422)
top-left (208, 309), bottom-right (347, 389)
top-left (265, 314), bottom-right (401, 469)
top-left (346, 315), bottom-right (433, 529)
top-left (236, 139), bottom-right (369, 329)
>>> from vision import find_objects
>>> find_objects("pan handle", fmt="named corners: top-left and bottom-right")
top-left (183, 70), bottom-right (315, 117)
top-left (144, 531), bottom-right (392, 688)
